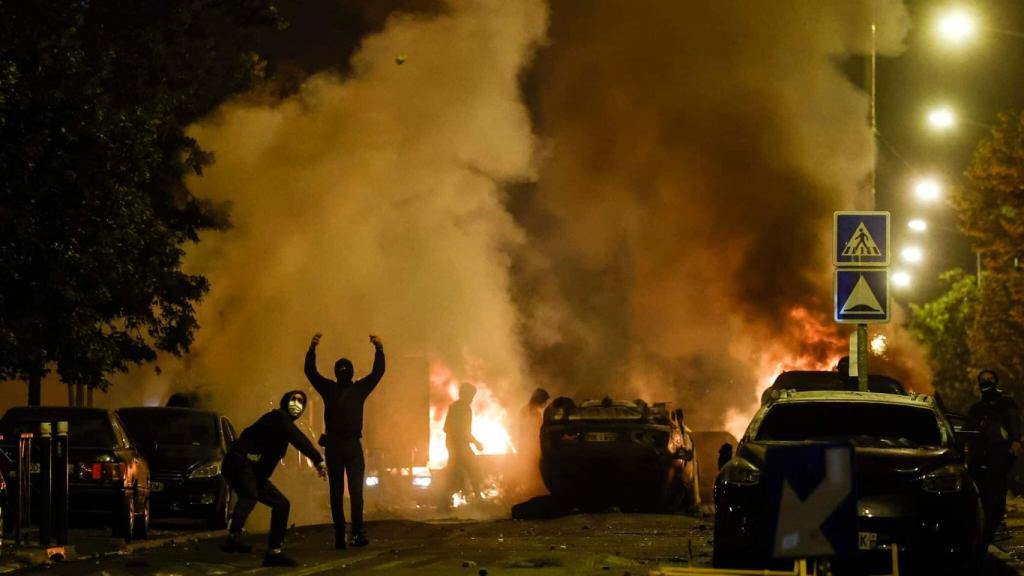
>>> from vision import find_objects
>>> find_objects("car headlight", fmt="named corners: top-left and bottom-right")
top-left (412, 476), bottom-right (432, 488)
top-left (720, 458), bottom-right (761, 486)
top-left (188, 460), bottom-right (222, 479)
top-left (366, 475), bottom-right (380, 487)
top-left (922, 466), bottom-right (963, 494)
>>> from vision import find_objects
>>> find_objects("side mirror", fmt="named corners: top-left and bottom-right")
top-left (954, 429), bottom-right (981, 451)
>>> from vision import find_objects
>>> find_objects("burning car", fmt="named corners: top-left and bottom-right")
top-left (540, 397), bottom-right (699, 513)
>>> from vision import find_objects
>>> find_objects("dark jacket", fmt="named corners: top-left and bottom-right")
top-left (969, 388), bottom-right (1022, 447)
top-left (444, 399), bottom-right (473, 447)
top-left (229, 390), bottom-right (323, 479)
top-left (305, 344), bottom-right (385, 443)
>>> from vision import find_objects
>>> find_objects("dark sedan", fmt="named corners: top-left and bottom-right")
top-left (116, 407), bottom-right (235, 528)
top-left (714, 390), bottom-right (984, 574)
top-left (0, 407), bottom-right (150, 541)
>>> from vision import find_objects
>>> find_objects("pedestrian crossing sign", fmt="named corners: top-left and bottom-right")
top-left (834, 212), bottom-right (889, 267)
top-left (834, 269), bottom-right (889, 323)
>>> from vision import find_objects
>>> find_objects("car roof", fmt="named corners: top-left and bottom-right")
top-left (116, 406), bottom-right (219, 418)
top-left (765, 389), bottom-right (936, 407)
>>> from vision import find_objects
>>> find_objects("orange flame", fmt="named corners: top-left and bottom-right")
top-left (428, 360), bottom-right (513, 468)
top-left (723, 307), bottom-right (846, 439)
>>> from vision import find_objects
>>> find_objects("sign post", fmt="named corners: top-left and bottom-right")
top-left (834, 211), bottom-right (891, 391)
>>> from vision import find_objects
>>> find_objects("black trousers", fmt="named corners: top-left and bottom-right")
top-left (442, 441), bottom-right (480, 506)
top-left (326, 438), bottom-right (366, 534)
top-left (222, 451), bottom-right (290, 549)
top-left (976, 448), bottom-right (1013, 541)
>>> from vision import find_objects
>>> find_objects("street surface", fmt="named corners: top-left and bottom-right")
top-left (8, 513), bottom-right (711, 576)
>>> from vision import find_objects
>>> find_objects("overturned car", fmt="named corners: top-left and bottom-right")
top-left (540, 397), bottom-right (699, 512)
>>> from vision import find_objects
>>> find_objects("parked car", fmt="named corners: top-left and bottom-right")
top-left (540, 397), bottom-right (699, 512)
top-left (0, 407), bottom-right (150, 541)
top-left (116, 407), bottom-right (236, 529)
top-left (714, 390), bottom-right (984, 574)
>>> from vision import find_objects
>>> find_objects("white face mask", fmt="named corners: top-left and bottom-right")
top-left (287, 395), bottom-right (305, 417)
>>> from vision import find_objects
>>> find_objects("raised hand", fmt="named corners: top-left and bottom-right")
top-left (311, 333), bottom-right (323, 348)
top-left (369, 334), bottom-right (382, 348)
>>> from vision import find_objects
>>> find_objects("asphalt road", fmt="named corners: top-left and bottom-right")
top-left (7, 513), bottom-right (712, 576)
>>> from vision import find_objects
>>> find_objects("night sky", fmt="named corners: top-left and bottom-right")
top-left (876, 0), bottom-right (1024, 303)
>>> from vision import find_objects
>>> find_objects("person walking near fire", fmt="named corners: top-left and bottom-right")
top-left (441, 382), bottom-right (484, 508)
top-left (305, 332), bottom-right (385, 549)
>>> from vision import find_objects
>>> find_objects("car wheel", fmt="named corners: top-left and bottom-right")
top-left (113, 492), bottom-right (135, 542)
top-left (132, 490), bottom-right (149, 540)
top-left (206, 483), bottom-right (231, 530)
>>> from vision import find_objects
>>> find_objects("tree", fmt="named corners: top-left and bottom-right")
top-left (0, 1), bottom-right (279, 404)
top-left (909, 270), bottom-right (977, 412)
top-left (950, 109), bottom-right (1024, 400)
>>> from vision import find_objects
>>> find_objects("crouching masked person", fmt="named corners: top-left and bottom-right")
top-left (221, 390), bottom-right (327, 567)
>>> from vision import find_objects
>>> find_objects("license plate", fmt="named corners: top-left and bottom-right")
top-left (858, 532), bottom-right (878, 550)
top-left (584, 432), bottom-right (618, 442)
top-left (150, 481), bottom-right (164, 493)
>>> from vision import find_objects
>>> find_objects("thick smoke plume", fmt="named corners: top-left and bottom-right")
top-left (109, 0), bottom-right (548, 522)
top-left (514, 0), bottom-right (926, 433)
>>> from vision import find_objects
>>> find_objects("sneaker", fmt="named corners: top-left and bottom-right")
top-left (220, 538), bottom-right (253, 553)
top-left (350, 532), bottom-right (369, 547)
top-left (263, 552), bottom-right (299, 567)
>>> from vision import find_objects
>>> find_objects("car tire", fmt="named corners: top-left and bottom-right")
top-left (207, 483), bottom-right (231, 530)
top-left (132, 490), bottom-right (149, 540)
top-left (113, 491), bottom-right (135, 542)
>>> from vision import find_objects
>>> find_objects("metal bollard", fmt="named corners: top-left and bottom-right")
top-left (54, 421), bottom-right (69, 545)
top-left (15, 432), bottom-right (33, 545)
top-left (38, 422), bottom-right (52, 546)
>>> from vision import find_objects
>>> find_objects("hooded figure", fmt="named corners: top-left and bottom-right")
top-left (969, 369), bottom-right (1022, 542)
top-left (441, 382), bottom-right (484, 508)
top-left (305, 333), bottom-right (385, 549)
top-left (220, 390), bottom-right (326, 567)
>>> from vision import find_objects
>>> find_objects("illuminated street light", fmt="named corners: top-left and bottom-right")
top-left (901, 246), bottom-right (924, 264)
top-left (914, 178), bottom-right (942, 202)
top-left (908, 219), bottom-right (928, 232)
top-left (892, 271), bottom-right (912, 288)
top-left (937, 9), bottom-right (977, 45)
top-left (928, 107), bottom-right (956, 130)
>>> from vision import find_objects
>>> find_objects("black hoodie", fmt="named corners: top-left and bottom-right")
top-left (230, 390), bottom-right (324, 479)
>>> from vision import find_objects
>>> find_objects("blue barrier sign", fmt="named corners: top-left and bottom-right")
top-left (766, 443), bottom-right (857, 560)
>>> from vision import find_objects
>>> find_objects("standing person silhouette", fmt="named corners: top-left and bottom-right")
top-left (305, 333), bottom-right (385, 549)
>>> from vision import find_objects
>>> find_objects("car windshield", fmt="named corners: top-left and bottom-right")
top-left (1, 411), bottom-right (114, 447)
top-left (117, 410), bottom-right (218, 447)
top-left (755, 402), bottom-right (945, 448)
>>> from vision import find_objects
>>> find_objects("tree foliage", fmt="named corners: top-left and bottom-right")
top-left (908, 270), bottom-right (977, 413)
top-left (911, 109), bottom-right (1024, 405)
top-left (0, 0), bottom-right (279, 401)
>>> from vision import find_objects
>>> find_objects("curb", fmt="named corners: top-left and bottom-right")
top-left (991, 544), bottom-right (1024, 575)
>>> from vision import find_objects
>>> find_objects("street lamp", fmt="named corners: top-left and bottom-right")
top-left (908, 219), bottom-right (928, 232)
top-left (927, 107), bottom-right (956, 130)
top-left (901, 245), bottom-right (924, 264)
top-left (914, 178), bottom-right (942, 202)
top-left (892, 271), bottom-right (912, 288)
top-left (936, 8), bottom-right (977, 45)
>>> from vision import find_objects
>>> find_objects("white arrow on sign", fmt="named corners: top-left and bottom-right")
top-left (772, 446), bottom-right (853, 557)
